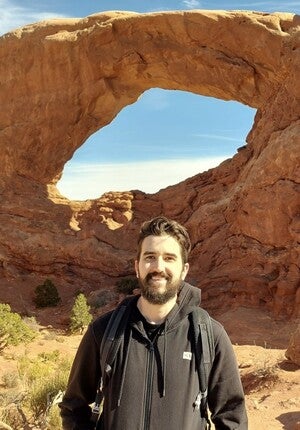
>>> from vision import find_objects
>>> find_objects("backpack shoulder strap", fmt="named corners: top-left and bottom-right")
top-left (91, 295), bottom-right (136, 422)
top-left (100, 295), bottom-right (136, 373)
top-left (197, 307), bottom-right (215, 369)
top-left (190, 307), bottom-right (215, 428)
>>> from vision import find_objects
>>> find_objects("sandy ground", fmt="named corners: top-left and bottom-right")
top-left (0, 306), bottom-right (299, 430)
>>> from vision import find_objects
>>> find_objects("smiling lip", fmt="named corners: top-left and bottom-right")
top-left (145, 272), bottom-right (169, 285)
top-left (148, 275), bottom-right (168, 286)
top-left (149, 274), bottom-right (167, 281)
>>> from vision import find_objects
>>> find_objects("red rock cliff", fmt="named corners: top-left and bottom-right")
top-left (0, 10), bottom-right (299, 317)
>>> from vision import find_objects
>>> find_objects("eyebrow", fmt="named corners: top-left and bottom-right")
top-left (142, 251), bottom-right (178, 258)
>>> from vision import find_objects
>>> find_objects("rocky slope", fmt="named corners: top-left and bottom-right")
top-left (0, 10), bottom-right (299, 317)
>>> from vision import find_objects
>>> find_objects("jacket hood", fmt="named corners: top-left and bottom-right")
top-left (179, 281), bottom-right (201, 308)
top-left (164, 281), bottom-right (201, 331)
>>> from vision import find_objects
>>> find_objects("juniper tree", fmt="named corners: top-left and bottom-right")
top-left (69, 293), bottom-right (92, 334)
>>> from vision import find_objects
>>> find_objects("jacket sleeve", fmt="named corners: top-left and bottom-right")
top-left (208, 320), bottom-right (248, 430)
top-left (59, 324), bottom-right (102, 430)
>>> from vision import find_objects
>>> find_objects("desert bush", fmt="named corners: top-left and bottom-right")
top-left (47, 403), bottom-right (63, 430)
top-left (39, 350), bottom-right (61, 362)
top-left (241, 361), bottom-right (280, 394)
top-left (0, 351), bottom-right (71, 429)
top-left (1, 371), bottom-right (19, 389)
top-left (18, 350), bottom-right (64, 383)
top-left (0, 390), bottom-right (27, 429)
top-left (22, 316), bottom-right (40, 331)
top-left (69, 293), bottom-right (92, 334)
top-left (33, 279), bottom-right (61, 308)
top-left (115, 277), bottom-right (139, 295)
top-left (27, 370), bottom-right (67, 418)
top-left (17, 352), bottom-right (71, 424)
top-left (0, 404), bottom-right (25, 429)
top-left (0, 304), bottom-right (36, 352)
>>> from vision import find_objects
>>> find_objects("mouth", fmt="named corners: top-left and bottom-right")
top-left (146, 272), bottom-right (169, 286)
top-left (147, 272), bottom-right (167, 280)
top-left (150, 277), bottom-right (166, 283)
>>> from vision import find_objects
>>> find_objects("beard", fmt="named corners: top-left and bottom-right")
top-left (138, 271), bottom-right (182, 305)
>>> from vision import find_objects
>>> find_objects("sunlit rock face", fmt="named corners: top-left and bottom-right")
top-left (0, 10), bottom-right (299, 317)
top-left (286, 326), bottom-right (300, 365)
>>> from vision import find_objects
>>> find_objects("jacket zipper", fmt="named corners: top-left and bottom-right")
top-left (143, 342), bottom-right (155, 430)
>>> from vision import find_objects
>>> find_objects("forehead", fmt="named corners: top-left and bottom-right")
top-left (140, 235), bottom-right (182, 256)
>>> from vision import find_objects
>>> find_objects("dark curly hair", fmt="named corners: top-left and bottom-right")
top-left (136, 216), bottom-right (191, 263)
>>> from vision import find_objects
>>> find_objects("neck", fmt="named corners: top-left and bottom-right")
top-left (137, 295), bottom-right (177, 324)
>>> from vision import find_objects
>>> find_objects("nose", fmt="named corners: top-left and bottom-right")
top-left (152, 256), bottom-right (165, 272)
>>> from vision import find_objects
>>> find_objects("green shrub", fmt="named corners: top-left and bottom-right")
top-left (69, 293), bottom-right (92, 334)
top-left (38, 350), bottom-right (60, 362)
top-left (18, 353), bottom-right (71, 421)
top-left (33, 279), bottom-right (61, 308)
top-left (18, 355), bottom-right (53, 383)
top-left (0, 304), bottom-right (36, 352)
top-left (115, 277), bottom-right (139, 295)
top-left (0, 352), bottom-right (71, 429)
top-left (28, 370), bottom-right (67, 418)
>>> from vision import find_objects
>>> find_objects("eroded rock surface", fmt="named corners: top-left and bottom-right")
top-left (0, 10), bottom-right (299, 317)
top-left (286, 325), bottom-right (300, 366)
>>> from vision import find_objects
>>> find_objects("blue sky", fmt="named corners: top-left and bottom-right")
top-left (1, 0), bottom-right (299, 199)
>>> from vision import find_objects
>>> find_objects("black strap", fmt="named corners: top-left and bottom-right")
top-left (100, 304), bottom-right (127, 373)
top-left (91, 296), bottom-right (135, 424)
top-left (100, 296), bottom-right (136, 370)
top-left (191, 308), bottom-right (215, 429)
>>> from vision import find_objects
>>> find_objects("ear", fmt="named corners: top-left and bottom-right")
top-left (181, 263), bottom-right (189, 280)
top-left (134, 260), bottom-right (139, 278)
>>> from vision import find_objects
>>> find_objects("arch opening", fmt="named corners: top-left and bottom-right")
top-left (57, 88), bottom-right (256, 201)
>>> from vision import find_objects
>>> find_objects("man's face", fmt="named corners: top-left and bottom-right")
top-left (135, 235), bottom-right (189, 305)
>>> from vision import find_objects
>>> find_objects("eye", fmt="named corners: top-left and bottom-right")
top-left (164, 256), bottom-right (176, 262)
top-left (144, 255), bottom-right (155, 261)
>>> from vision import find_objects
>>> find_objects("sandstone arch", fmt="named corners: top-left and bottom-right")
top-left (0, 10), bottom-right (299, 317)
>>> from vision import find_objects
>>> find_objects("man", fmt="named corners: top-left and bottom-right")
top-left (60, 216), bottom-right (248, 429)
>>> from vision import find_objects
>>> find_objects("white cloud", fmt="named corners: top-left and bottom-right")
top-left (56, 156), bottom-right (228, 200)
top-left (0, 0), bottom-right (67, 36)
top-left (146, 7), bottom-right (173, 12)
top-left (182, 0), bottom-right (202, 9)
top-left (192, 133), bottom-right (243, 142)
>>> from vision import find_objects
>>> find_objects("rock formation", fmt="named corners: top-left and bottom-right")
top-left (286, 326), bottom-right (300, 366)
top-left (0, 10), bottom-right (299, 317)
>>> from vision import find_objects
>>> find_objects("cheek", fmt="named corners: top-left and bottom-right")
top-left (137, 262), bottom-right (150, 276)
